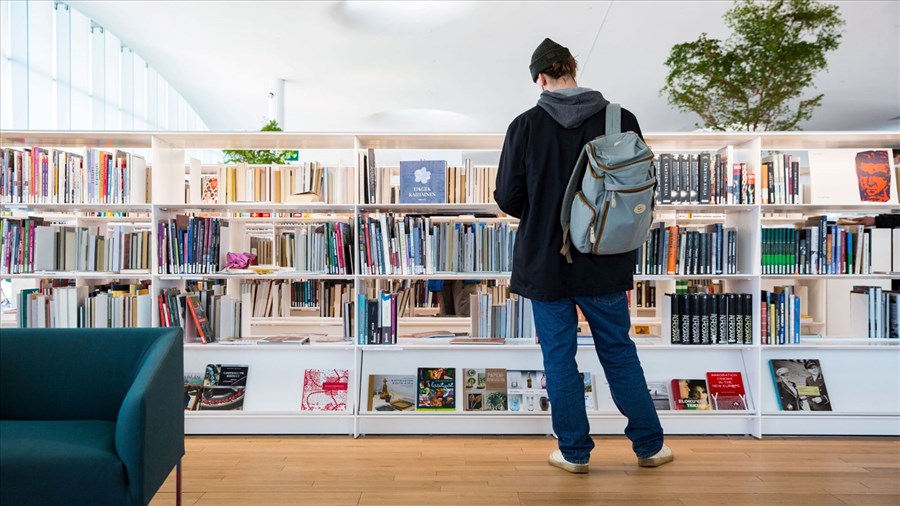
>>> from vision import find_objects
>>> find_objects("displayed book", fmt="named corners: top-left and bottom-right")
top-left (769, 359), bottom-right (832, 411)
top-left (183, 372), bottom-right (204, 411)
top-left (357, 213), bottom-right (517, 275)
top-left (300, 369), bottom-right (350, 412)
top-left (665, 292), bottom-right (753, 345)
top-left (808, 149), bottom-right (898, 205)
top-left (671, 379), bottom-right (711, 410)
top-left (469, 291), bottom-right (536, 342)
top-left (506, 370), bottom-right (549, 413)
top-left (200, 175), bottom-right (218, 204)
top-left (581, 372), bottom-right (596, 411)
top-left (646, 381), bottom-right (672, 411)
top-left (400, 160), bottom-right (446, 204)
top-left (635, 222), bottom-right (738, 276)
top-left (416, 367), bottom-right (456, 411)
top-left (849, 286), bottom-right (899, 339)
top-left (761, 286), bottom-right (802, 345)
top-left (462, 368), bottom-right (508, 411)
top-left (706, 372), bottom-right (748, 410)
top-left (198, 364), bottom-right (249, 411)
top-left (367, 374), bottom-right (416, 412)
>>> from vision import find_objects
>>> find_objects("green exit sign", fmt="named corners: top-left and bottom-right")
top-left (285, 150), bottom-right (300, 162)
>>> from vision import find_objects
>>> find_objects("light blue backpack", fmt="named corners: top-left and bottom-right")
top-left (560, 103), bottom-right (656, 262)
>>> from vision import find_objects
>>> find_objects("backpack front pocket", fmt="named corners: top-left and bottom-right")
top-left (593, 179), bottom-right (656, 255)
top-left (570, 191), bottom-right (597, 254)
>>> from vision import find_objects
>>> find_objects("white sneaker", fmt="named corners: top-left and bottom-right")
top-left (548, 449), bottom-right (589, 473)
top-left (637, 444), bottom-right (674, 467)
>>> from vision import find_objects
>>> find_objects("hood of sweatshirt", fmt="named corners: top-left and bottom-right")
top-left (536, 87), bottom-right (609, 129)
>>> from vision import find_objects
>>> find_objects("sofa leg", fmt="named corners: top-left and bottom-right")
top-left (176, 459), bottom-right (182, 506)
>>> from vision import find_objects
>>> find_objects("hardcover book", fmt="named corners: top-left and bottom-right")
top-left (462, 368), bottom-right (508, 411)
top-left (671, 379), bottom-right (711, 410)
top-left (400, 160), bottom-right (446, 204)
top-left (769, 359), bottom-right (832, 411)
top-left (300, 368), bottom-right (350, 412)
top-left (367, 374), bottom-right (416, 412)
top-left (506, 370), bottom-right (549, 413)
top-left (199, 364), bottom-right (248, 411)
top-left (808, 149), bottom-right (897, 205)
top-left (417, 367), bottom-right (456, 411)
top-left (706, 372), bottom-right (747, 410)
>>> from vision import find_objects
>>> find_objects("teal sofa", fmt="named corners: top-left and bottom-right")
top-left (0, 328), bottom-right (185, 506)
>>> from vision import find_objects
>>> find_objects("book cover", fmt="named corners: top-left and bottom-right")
top-left (808, 149), bottom-right (897, 205)
top-left (506, 370), bottom-right (549, 413)
top-left (400, 160), bottom-right (446, 204)
top-left (417, 367), bottom-right (456, 411)
top-left (463, 368), bottom-right (508, 411)
top-left (581, 372), bottom-right (595, 411)
top-left (300, 368), bottom-right (350, 412)
top-left (183, 372), bottom-right (204, 411)
top-left (646, 381), bottom-right (672, 411)
top-left (199, 364), bottom-right (248, 411)
top-left (670, 379), bottom-right (711, 410)
top-left (706, 372), bottom-right (747, 410)
top-left (367, 374), bottom-right (416, 412)
top-left (769, 359), bottom-right (832, 411)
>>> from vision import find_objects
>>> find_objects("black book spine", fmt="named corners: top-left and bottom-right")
top-left (734, 293), bottom-right (745, 344)
top-left (689, 154), bottom-right (699, 204)
top-left (742, 293), bottom-right (753, 345)
top-left (672, 155), bottom-right (682, 204)
top-left (660, 153), bottom-right (672, 204)
top-left (709, 294), bottom-right (719, 344)
top-left (726, 294), bottom-right (737, 344)
top-left (690, 294), bottom-right (701, 345)
top-left (367, 298), bottom-right (379, 345)
top-left (718, 294), bottom-right (728, 345)
top-left (700, 152), bottom-right (711, 204)
top-left (700, 293), bottom-right (710, 344)
top-left (670, 293), bottom-right (680, 344)
top-left (679, 294), bottom-right (691, 346)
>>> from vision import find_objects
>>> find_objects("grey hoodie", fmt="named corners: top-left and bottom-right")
top-left (536, 87), bottom-right (610, 129)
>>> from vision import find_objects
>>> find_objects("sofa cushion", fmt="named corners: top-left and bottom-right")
top-left (0, 420), bottom-right (130, 506)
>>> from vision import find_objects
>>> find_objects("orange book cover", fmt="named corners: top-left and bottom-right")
top-left (667, 226), bottom-right (679, 274)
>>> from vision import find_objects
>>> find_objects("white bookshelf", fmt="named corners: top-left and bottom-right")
top-left (1, 130), bottom-right (898, 437)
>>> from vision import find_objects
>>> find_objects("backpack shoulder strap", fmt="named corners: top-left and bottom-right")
top-left (605, 103), bottom-right (621, 136)
top-left (559, 145), bottom-right (591, 263)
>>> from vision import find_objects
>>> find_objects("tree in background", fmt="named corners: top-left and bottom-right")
top-left (222, 119), bottom-right (288, 164)
top-left (662, 0), bottom-right (844, 131)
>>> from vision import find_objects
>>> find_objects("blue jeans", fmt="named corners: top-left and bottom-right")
top-left (532, 292), bottom-right (664, 463)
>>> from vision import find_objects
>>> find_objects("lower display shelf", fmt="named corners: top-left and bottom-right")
top-left (184, 411), bottom-right (355, 435)
top-left (761, 413), bottom-right (900, 436)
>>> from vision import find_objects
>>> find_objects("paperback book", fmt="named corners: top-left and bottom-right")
top-left (671, 379), bottom-right (711, 410)
top-left (367, 374), bottom-right (416, 412)
top-left (462, 368), bottom-right (508, 411)
top-left (400, 160), bottom-right (446, 204)
top-left (706, 372), bottom-right (747, 410)
top-left (769, 359), bottom-right (832, 411)
top-left (417, 367), bottom-right (456, 411)
top-left (198, 364), bottom-right (249, 411)
top-left (506, 370), bottom-right (549, 413)
top-left (300, 369), bottom-right (350, 412)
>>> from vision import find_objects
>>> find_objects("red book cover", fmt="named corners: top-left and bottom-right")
top-left (300, 369), bottom-right (349, 411)
top-left (706, 372), bottom-right (747, 410)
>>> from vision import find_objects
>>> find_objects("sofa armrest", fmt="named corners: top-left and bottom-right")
top-left (115, 328), bottom-right (184, 506)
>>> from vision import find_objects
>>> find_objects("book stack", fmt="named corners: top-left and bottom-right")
top-left (157, 215), bottom-right (224, 274)
top-left (849, 286), bottom-right (900, 339)
top-left (159, 282), bottom-right (244, 343)
top-left (1, 147), bottom-right (148, 204)
top-left (761, 286), bottom-right (802, 345)
top-left (635, 222), bottom-right (738, 275)
top-left (760, 153), bottom-right (801, 205)
top-left (655, 152), bottom-right (752, 205)
top-left (468, 291), bottom-right (536, 341)
top-left (762, 217), bottom-right (893, 275)
top-left (17, 280), bottom-right (153, 329)
top-left (666, 292), bottom-right (753, 345)
top-left (358, 213), bottom-right (517, 275)
top-left (356, 290), bottom-right (399, 345)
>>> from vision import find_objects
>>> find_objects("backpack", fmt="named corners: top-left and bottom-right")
top-left (559, 103), bottom-right (657, 263)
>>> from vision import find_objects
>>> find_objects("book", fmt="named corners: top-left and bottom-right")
top-left (199, 364), bottom-right (248, 411)
top-left (462, 368), bottom-right (508, 411)
top-left (706, 372), bottom-right (747, 410)
top-left (416, 367), bottom-right (456, 411)
top-left (808, 149), bottom-right (898, 205)
top-left (581, 372), bottom-right (596, 411)
top-left (400, 160), bottom-right (446, 204)
top-left (671, 379), bottom-right (711, 410)
top-left (769, 359), bottom-right (832, 411)
top-left (183, 372), bottom-right (204, 411)
top-left (367, 374), bottom-right (416, 412)
top-left (506, 370), bottom-right (549, 413)
top-left (646, 381), bottom-right (672, 411)
top-left (300, 369), bottom-right (350, 412)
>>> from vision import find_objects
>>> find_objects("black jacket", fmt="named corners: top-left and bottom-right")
top-left (494, 97), bottom-right (644, 301)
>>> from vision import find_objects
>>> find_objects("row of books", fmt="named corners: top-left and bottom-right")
top-left (356, 291), bottom-right (399, 345)
top-left (666, 293), bottom-right (753, 345)
top-left (469, 292), bottom-right (536, 342)
top-left (762, 221), bottom-right (898, 275)
top-left (206, 162), bottom-right (353, 205)
top-left (273, 223), bottom-right (354, 274)
top-left (634, 281), bottom-right (657, 308)
top-left (157, 215), bottom-right (224, 275)
top-left (16, 280), bottom-right (152, 329)
top-left (2, 219), bottom-right (151, 274)
top-left (635, 223), bottom-right (739, 276)
top-left (655, 152), bottom-right (754, 205)
top-left (760, 153), bottom-right (801, 205)
top-left (651, 372), bottom-right (748, 411)
top-left (849, 286), bottom-right (900, 339)
top-left (241, 279), bottom-right (353, 318)
top-left (357, 214), bottom-right (517, 275)
top-left (159, 283), bottom-right (244, 344)
top-left (1, 147), bottom-right (149, 204)
top-left (761, 287), bottom-right (803, 345)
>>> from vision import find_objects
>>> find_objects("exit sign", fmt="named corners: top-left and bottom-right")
top-left (285, 150), bottom-right (300, 162)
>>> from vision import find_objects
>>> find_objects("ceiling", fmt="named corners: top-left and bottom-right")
top-left (68, 1), bottom-right (900, 134)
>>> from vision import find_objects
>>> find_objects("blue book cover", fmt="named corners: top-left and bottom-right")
top-left (400, 160), bottom-right (446, 204)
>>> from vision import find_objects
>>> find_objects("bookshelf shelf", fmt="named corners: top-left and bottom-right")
top-left (4, 130), bottom-right (898, 438)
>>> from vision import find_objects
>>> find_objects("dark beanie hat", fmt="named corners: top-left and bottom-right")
top-left (529, 38), bottom-right (573, 82)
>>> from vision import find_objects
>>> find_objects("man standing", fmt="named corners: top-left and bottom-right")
top-left (494, 38), bottom-right (672, 473)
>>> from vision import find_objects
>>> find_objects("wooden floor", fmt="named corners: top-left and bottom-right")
top-left (150, 435), bottom-right (900, 506)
